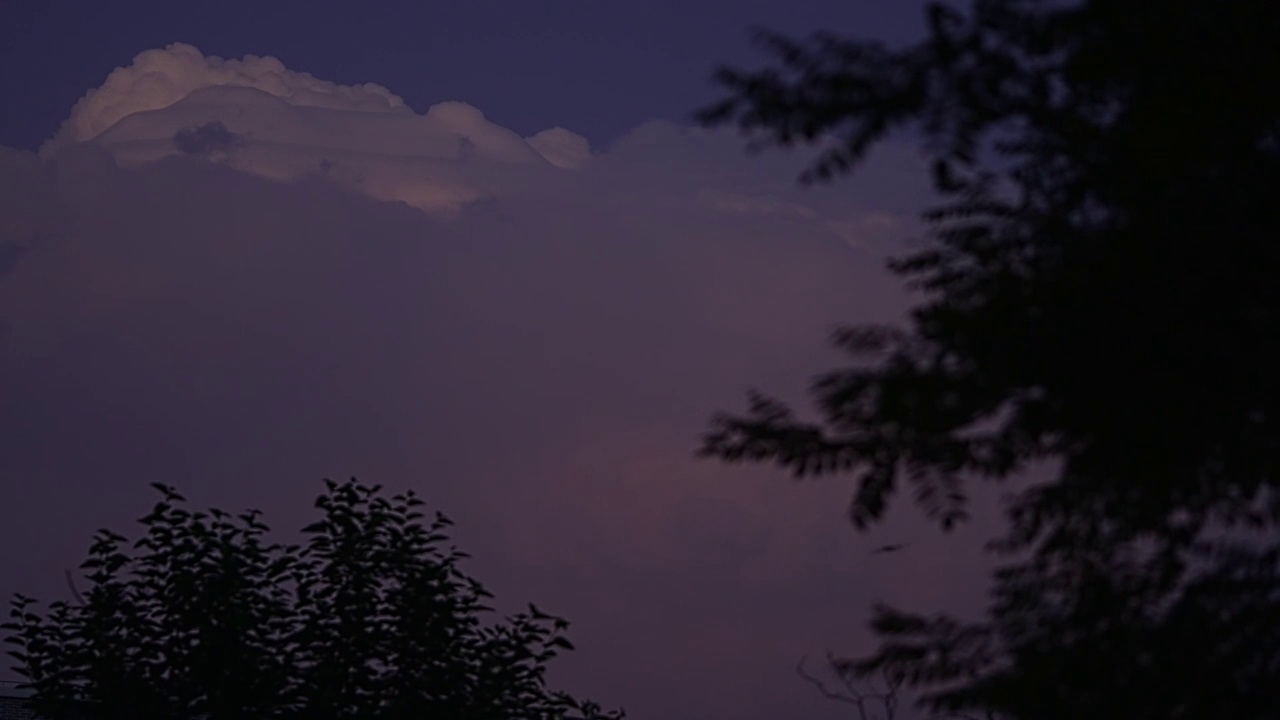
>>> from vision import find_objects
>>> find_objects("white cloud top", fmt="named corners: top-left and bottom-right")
top-left (527, 127), bottom-right (593, 169)
top-left (51, 43), bottom-right (410, 147)
top-left (50, 44), bottom-right (597, 210)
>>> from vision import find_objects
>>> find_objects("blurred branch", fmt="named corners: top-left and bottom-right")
top-left (63, 569), bottom-right (85, 606)
top-left (796, 653), bottom-right (902, 720)
top-left (798, 652), bottom-right (1005, 720)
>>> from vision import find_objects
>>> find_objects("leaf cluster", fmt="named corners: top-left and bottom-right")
top-left (700, 0), bottom-right (1280, 553)
top-left (4, 480), bottom-right (621, 720)
top-left (697, 1), bottom-right (1280, 716)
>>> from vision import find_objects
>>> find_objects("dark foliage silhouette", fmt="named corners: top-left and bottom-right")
top-left (697, 1), bottom-right (1280, 717)
top-left (4, 480), bottom-right (622, 720)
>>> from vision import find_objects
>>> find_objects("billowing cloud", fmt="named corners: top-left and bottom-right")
top-left (0, 45), bottom-right (987, 720)
top-left (526, 127), bottom-right (593, 169)
top-left (45, 44), bottom-right (596, 212)
top-left (172, 119), bottom-right (244, 158)
top-left (49, 42), bottom-right (409, 148)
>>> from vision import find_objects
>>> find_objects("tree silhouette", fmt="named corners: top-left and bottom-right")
top-left (697, 1), bottom-right (1280, 717)
top-left (4, 480), bottom-right (622, 720)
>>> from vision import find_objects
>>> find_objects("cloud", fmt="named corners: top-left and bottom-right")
top-left (46, 44), bottom-right (597, 212)
top-left (0, 45), bottom-right (980, 720)
top-left (172, 120), bottom-right (244, 158)
top-left (526, 127), bottom-right (593, 169)
top-left (49, 42), bottom-right (409, 148)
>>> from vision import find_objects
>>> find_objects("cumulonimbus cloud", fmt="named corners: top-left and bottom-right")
top-left (0, 44), bottom-right (980, 720)
top-left (48, 42), bottom-right (410, 147)
top-left (46, 43), bottom-right (596, 210)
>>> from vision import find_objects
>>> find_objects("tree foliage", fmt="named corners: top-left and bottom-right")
top-left (4, 480), bottom-right (621, 720)
top-left (697, 1), bottom-right (1280, 716)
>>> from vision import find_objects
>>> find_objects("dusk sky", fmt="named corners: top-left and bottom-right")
top-left (0, 3), bottom-right (1010, 719)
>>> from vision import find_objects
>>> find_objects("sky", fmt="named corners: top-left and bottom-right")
top-left (0, 3), bottom-right (1011, 719)
top-left (0, 0), bottom-right (931, 153)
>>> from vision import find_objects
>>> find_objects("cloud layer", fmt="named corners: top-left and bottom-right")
top-left (50, 43), bottom-right (409, 147)
top-left (0, 45), bottom-right (993, 720)
top-left (47, 44), bottom-right (597, 213)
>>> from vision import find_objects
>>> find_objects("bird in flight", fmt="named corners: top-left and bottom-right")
top-left (872, 543), bottom-right (911, 554)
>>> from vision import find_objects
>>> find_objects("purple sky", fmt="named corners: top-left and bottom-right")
top-left (0, 3), bottom-right (1016, 720)
top-left (0, 0), bottom-right (928, 151)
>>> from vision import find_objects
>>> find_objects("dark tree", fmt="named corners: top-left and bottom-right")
top-left (697, 1), bottom-right (1280, 717)
top-left (4, 480), bottom-right (622, 720)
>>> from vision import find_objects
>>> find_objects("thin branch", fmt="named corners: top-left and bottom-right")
top-left (796, 655), bottom-right (866, 707)
top-left (64, 569), bottom-right (86, 606)
top-left (798, 653), bottom-right (1009, 720)
top-left (798, 653), bottom-right (904, 720)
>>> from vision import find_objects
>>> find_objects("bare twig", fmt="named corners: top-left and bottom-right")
top-left (64, 569), bottom-right (86, 606)
top-left (798, 652), bottom-right (1003, 720)
top-left (796, 656), bottom-right (865, 707)
top-left (797, 653), bottom-right (902, 720)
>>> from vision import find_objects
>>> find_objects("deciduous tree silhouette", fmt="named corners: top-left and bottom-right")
top-left (697, 1), bottom-right (1280, 717)
top-left (4, 480), bottom-right (623, 720)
